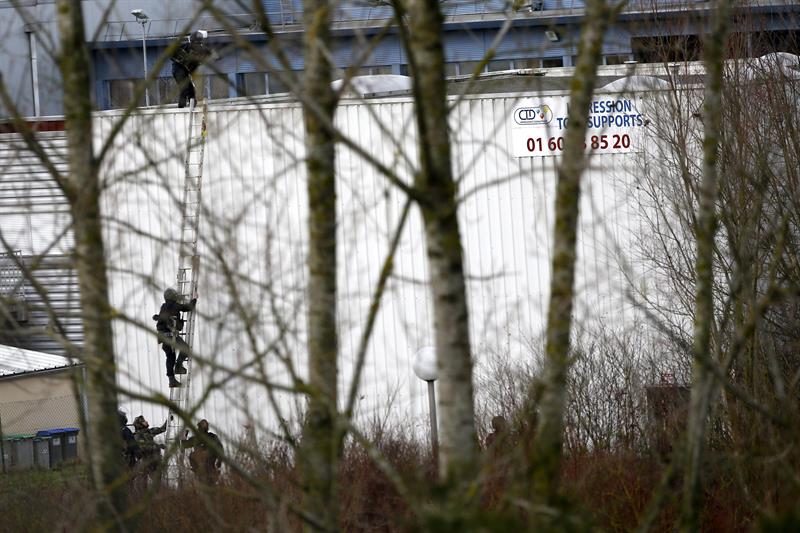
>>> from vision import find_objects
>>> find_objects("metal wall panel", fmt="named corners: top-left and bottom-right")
top-left (495, 27), bottom-right (562, 59)
top-left (0, 132), bottom-right (81, 356)
top-left (603, 26), bottom-right (633, 54)
top-left (444, 30), bottom-right (488, 61)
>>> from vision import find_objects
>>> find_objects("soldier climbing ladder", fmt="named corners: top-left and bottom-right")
top-left (164, 100), bottom-right (208, 485)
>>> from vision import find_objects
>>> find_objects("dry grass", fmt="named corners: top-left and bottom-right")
top-left (1, 433), bottom-right (798, 531)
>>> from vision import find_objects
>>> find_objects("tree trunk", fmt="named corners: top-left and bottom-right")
top-left (55, 0), bottom-right (126, 526)
top-left (530, 0), bottom-right (611, 510)
top-left (403, 0), bottom-right (479, 484)
top-left (299, 1), bottom-right (340, 530)
top-left (681, 0), bottom-right (732, 529)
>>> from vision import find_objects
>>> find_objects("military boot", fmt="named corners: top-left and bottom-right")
top-left (169, 376), bottom-right (182, 388)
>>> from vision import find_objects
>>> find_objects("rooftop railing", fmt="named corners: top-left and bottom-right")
top-left (98, 0), bottom-right (791, 43)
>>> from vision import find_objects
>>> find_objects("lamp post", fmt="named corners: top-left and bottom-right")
top-left (131, 9), bottom-right (150, 106)
top-left (413, 346), bottom-right (438, 459)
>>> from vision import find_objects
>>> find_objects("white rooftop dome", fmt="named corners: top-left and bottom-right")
top-left (600, 75), bottom-right (671, 92)
top-left (331, 75), bottom-right (412, 96)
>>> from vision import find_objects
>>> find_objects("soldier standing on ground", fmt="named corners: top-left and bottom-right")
top-left (133, 415), bottom-right (169, 486)
top-left (181, 419), bottom-right (224, 485)
top-left (485, 415), bottom-right (509, 454)
top-left (119, 410), bottom-right (140, 470)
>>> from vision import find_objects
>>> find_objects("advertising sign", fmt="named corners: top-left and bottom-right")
top-left (511, 96), bottom-right (645, 157)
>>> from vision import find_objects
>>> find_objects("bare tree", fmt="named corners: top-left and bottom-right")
top-left (55, 0), bottom-right (126, 526)
top-left (398, 0), bottom-right (479, 486)
top-left (681, 0), bottom-right (733, 525)
top-left (529, 0), bottom-right (620, 513)
top-left (298, 0), bottom-right (341, 529)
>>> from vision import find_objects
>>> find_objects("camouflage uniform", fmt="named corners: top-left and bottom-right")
top-left (133, 416), bottom-right (167, 475)
top-left (153, 287), bottom-right (197, 387)
top-left (182, 419), bottom-right (224, 485)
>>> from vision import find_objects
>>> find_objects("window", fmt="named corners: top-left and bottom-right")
top-left (542, 57), bottom-right (564, 68)
top-left (240, 72), bottom-right (267, 96)
top-left (108, 79), bottom-right (144, 109)
top-left (348, 65), bottom-right (395, 76)
top-left (510, 58), bottom-right (563, 69)
top-left (458, 61), bottom-right (486, 76)
top-left (516, 58), bottom-right (543, 69)
top-left (267, 72), bottom-right (292, 94)
top-left (487, 60), bottom-right (513, 72)
top-left (632, 35), bottom-right (701, 63)
top-left (153, 78), bottom-right (177, 105)
top-left (405, 63), bottom-right (457, 77)
top-left (751, 30), bottom-right (800, 56)
top-left (208, 74), bottom-right (230, 100)
top-left (604, 54), bottom-right (632, 65)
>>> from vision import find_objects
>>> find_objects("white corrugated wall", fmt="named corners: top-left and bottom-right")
top-left (95, 91), bottom-right (654, 443)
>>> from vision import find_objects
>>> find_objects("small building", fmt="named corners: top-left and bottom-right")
top-left (0, 343), bottom-right (85, 467)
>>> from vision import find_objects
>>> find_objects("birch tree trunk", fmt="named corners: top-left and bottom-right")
top-left (300, 0), bottom-right (340, 529)
top-left (681, 0), bottom-right (732, 528)
top-left (402, 0), bottom-right (479, 484)
top-left (530, 0), bottom-right (612, 510)
top-left (55, 0), bottom-right (126, 526)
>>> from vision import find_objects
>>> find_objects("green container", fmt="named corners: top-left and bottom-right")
top-left (3, 434), bottom-right (35, 470)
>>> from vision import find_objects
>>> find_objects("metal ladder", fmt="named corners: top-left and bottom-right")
top-left (164, 101), bottom-right (208, 486)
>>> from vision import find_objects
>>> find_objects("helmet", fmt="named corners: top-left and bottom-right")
top-left (133, 415), bottom-right (148, 429)
top-left (190, 30), bottom-right (207, 44)
top-left (164, 287), bottom-right (179, 302)
top-left (197, 419), bottom-right (209, 433)
top-left (491, 415), bottom-right (507, 432)
top-left (118, 410), bottom-right (128, 426)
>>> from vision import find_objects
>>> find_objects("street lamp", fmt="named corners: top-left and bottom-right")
top-left (131, 9), bottom-right (150, 106)
top-left (413, 346), bottom-right (438, 459)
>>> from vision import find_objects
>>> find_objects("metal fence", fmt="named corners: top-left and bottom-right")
top-left (0, 394), bottom-right (83, 473)
top-left (0, 251), bottom-right (27, 323)
top-left (0, 394), bottom-right (81, 437)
